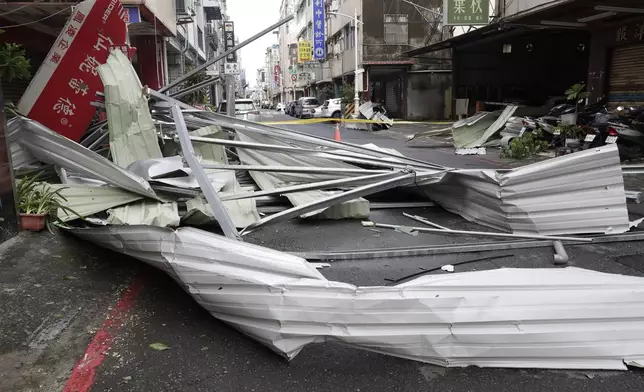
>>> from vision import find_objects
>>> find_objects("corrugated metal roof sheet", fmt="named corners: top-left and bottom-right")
top-left (107, 201), bottom-right (180, 227)
top-left (98, 50), bottom-right (162, 168)
top-left (47, 184), bottom-right (143, 222)
top-left (421, 144), bottom-right (630, 235)
top-left (71, 225), bottom-right (644, 370)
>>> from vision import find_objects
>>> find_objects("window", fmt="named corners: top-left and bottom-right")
top-left (343, 25), bottom-right (350, 51)
top-left (384, 14), bottom-right (408, 45)
top-left (198, 27), bottom-right (204, 50)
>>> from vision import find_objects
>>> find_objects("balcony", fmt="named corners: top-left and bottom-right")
top-left (176, 0), bottom-right (195, 25)
top-left (203, 0), bottom-right (223, 21)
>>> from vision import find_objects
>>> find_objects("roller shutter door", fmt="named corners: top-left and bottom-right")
top-left (608, 44), bottom-right (644, 107)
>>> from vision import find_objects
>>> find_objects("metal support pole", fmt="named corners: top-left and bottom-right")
top-left (353, 7), bottom-right (360, 118)
top-left (240, 171), bottom-right (418, 235)
top-left (226, 75), bottom-right (236, 116)
top-left (220, 172), bottom-right (400, 201)
top-left (170, 105), bottom-right (241, 241)
top-left (170, 77), bottom-right (219, 99)
top-left (160, 15), bottom-right (295, 94)
top-left (200, 163), bottom-right (388, 175)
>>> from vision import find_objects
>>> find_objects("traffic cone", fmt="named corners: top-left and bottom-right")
top-left (333, 123), bottom-right (342, 142)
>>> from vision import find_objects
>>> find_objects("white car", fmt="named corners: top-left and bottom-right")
top-left (311, 105), bottom-right (326, 118)
top-left (217, 99), bottom-right (261, 121)
top-left (276, 103), bottom-right (285, 111)
top-left (321, 98), bottom-right (343, 118)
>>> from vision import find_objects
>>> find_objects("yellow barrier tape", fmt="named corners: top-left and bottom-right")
top-left (261, 118), bottom-right (453, 125)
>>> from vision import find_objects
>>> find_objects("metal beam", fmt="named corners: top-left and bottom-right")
top-left (170, 77), bottom-right (219, 99)
top-left (182, 136), bottom-right (416, 170)
top-left (160, 15), bottom-right (295, 93)
top-left (219, 172), bottom-right (400, 201)
top-left (170, 105), bottom-right (241, 241)
top-left (368, 222), bottom-right (593, 243)
top-left (200, 163), bottom-right (389, 175)
top-left (241, 170), bottom-right (422, 235)
top-left (295, 231), bottom-right (644, 261)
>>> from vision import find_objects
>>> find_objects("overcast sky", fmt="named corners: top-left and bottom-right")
top-left (227, 0), bottom-right (281, 88)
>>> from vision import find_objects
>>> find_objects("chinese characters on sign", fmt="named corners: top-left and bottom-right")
top-left (443, 0), bottom-right (489, 25)
top-left (636, 22), bottom-right (644, 41)
top-left (224, 21), bottom-right (237, 63)
top-left (17, 0), bottom-right (128, 141)
top-left (298, 41), bottom-right (312, 63)
top-left (312, 0), bottom-right (326, 60)
top-left (617, 26), bottom-right (628, 42)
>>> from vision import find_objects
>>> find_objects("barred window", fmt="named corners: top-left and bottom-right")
top-left (384, 14), bottom-right (408, 45)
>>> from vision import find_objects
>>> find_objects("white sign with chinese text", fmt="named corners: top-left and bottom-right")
top-left (224, 62), bottom-right (240, 75)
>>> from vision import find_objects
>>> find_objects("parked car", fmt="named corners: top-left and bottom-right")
top-left (321, 98), bottom-right (342, 118)
top-left (217, 99), bottom-right (261, 121)
top-left (294, 97), bottom-right (321, 118)
top-left (276, 102), bottom-right (285, 111)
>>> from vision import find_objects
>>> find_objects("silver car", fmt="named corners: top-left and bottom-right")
top-left (294, 97), bottom-right (321, 119)
top-left (217, 99), bottom-right (261, 121)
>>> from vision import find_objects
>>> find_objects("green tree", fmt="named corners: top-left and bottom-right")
top-left (0, 42), bottom-right (31, 82)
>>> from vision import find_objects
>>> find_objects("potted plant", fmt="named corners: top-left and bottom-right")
top-left (562, 83), bottom-right (589, 125)
top-left (553, 123), bottom-right (586, 147)
top-left (16, 174), bottom-right (77, 232)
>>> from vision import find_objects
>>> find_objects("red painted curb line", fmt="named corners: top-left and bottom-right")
top-left (62, 276), bottom-right (145, 392)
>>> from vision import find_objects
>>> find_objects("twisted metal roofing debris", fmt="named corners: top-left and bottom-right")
top-left (70, 225), bottom-right (644, 370)
top-left (7, 116), bottom-right (160, 200)
top-left (98, 50), bottom-right (162, 168)
top-left (422, 144), bottom-right (630, 235)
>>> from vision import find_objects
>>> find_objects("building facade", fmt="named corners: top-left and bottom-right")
top-left (277, 0), bottom-right (449, 118)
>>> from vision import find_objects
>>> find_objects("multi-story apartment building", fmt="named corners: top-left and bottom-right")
top-left (264, 44), bottom-right (281, 103)
top-left (278, 0), bottom-right (449, 119)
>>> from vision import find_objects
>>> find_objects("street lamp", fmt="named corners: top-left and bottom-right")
top-left (328, 8), bottom-right (363, 118)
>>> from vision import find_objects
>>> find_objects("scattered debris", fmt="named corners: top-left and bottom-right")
top-left (149, 343), bottom-right (170, 351)
top-left (440, 264), bottom-right (455, 272)
top-left (455, 147), bottom-right (486, 155)
top-left (9, 41), bottom-right (644, 371)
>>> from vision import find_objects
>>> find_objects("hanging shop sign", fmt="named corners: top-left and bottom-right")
top-left (443, 0), bottom-right (489, 26)
top-left (17, 0), bottom-right (128, 141)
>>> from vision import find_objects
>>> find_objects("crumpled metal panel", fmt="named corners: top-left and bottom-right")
top-left (7, 116), bottom-right (160, 200)
top-left (46, 184), bottom-right (143, 222)
top-left (452, 106), bottom-right (517, 148)
top-left (98, 50), bottom-right (163, 168)
top-left (127, 156), bottom-right (234, 190)
top-left (70, 225), bottom-right (644, 370)
top-left (182, 195), bottom-right (260, 228)
top-left (422, 144), bottom-right (630, 235)
top-left (107, 201), bottom-right (180, 227)
top-left (235, 130), bottom-right (371, 218)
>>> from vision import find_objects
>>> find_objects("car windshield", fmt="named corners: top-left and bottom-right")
top-left (303, 99), bottom-right (319, 106)
top-left (219, 102), bottom-right (256, 112)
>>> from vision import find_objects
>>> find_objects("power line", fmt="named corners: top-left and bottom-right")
top-left (0, 5), bottom-right (29, 18)
top-left (0, 7), bottom-right (72, 29)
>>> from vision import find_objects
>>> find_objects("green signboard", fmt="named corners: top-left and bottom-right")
top-left (443, 0), bottom-right (489, 25)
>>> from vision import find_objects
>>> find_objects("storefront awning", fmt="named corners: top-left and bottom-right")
top-left (405, 0), bottom-right (644, 57)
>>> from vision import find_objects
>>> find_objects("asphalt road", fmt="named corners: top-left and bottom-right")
top-left (3, 110), bottom-right (644, 391)
top-left (259, 110), bottom-right (505, 169)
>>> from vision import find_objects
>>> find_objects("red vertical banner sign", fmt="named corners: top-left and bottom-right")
top-left (18, 0), bottom-right (128, 141)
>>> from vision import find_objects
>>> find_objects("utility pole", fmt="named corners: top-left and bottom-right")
top-left (226, 75), bottom-right (236, 116)
top-left (328, 8), bottom-right (363, 118)
top-left (353, 7), bottom-right (360, 118)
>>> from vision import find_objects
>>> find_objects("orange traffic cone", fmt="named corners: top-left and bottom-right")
top-left (333, 123), bottom-right (342, 142)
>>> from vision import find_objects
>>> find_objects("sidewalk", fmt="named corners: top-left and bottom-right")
top-left (0, 231), bottom-right (139, 392)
